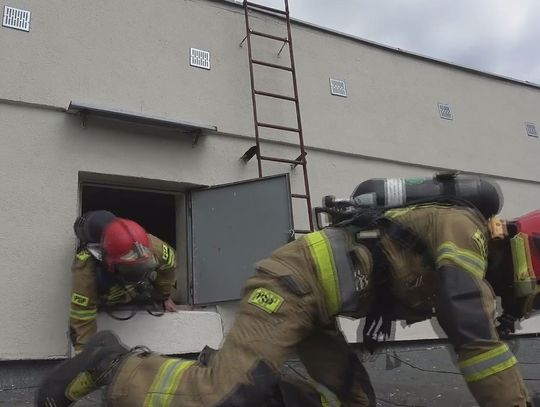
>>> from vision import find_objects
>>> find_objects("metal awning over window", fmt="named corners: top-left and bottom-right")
top-left (66, 101), bottom-right (217, 144)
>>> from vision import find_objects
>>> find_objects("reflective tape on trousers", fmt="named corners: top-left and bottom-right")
top-left (458, 344), bottom-right (517, 383)
top-left (144, 359), bottom-right (195, 407)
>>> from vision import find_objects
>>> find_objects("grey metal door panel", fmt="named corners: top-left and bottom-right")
top-left (189, 174), bottom-right (294, 304)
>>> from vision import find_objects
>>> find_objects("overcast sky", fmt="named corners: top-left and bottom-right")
top-left (247, 0), bottom-right (540, 85)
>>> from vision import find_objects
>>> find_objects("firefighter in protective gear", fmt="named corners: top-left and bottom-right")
top-left (40, 203), bottom-right (539, 407)
top-left (69, 211), bottom-right (177, 353)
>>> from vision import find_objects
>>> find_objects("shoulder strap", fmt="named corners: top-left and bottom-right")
top-left (376, 217), bottom-right (429, 256)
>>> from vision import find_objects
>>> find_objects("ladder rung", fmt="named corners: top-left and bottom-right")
top-left (260, 155), bottom-right (304, 165)
top-left (291, 194), bottom-right (308, 199)
top-left (249, 29), bottom-right (289, 43)
top-left (245, 2), bottom-right (287, 16)
top-left (257, 122), bottom-right (299, 132)
top-left (252, 59), bottom-right (292, 72)
top-left (254, 90), bottom-right (296, 102)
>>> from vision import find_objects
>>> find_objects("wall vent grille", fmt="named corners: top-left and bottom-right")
top-left (525, 122), bottom-right (538, 138)
top-left (2, 5), bottom-right (30, 31)
top-left (190, 48), bottom-right (211, 70)
top-left (330, 78), bottom-right (347, 97)
top-left (438, 103), bottom-right (453, 120)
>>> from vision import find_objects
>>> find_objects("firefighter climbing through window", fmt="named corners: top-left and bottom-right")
top-left (69, 211), bottom-right (178, 353)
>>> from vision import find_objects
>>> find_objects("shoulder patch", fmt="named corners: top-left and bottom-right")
top-left (248, 287), bottom-right (284, 314)
top-left (72, 293), bottom-right (90, 307)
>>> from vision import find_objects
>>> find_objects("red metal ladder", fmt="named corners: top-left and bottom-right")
top-left (240, 0), bottom-right (314, 234)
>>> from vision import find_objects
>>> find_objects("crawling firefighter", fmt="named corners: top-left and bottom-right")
top-left (38, 174), bottom-right (540, 407)
top-left (69, 211), bottom-right (177, 353)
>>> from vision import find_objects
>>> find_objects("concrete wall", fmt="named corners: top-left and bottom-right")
top-left (1, 0), bottom-right (540, 359)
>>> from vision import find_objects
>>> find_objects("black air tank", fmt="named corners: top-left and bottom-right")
top-left (350, 174), bottom-right (502, 218)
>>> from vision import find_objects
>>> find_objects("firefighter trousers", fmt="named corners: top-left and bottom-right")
top-left (107, 265), bottom-right (375, 406)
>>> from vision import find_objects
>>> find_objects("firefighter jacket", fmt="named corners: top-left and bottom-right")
top-left (255, 204), bottom-right (527, 407)
top-left (69, 234), bottom-right (176, 352)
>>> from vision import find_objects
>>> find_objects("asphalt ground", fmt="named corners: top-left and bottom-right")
top-left (2, 337), bottom-right (539, 406)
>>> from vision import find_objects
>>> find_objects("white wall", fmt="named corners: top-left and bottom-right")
top-left (1, 0), bottom-right (540, 359)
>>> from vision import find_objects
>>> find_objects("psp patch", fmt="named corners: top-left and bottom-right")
top-left (72, 293), bottom-right (90, 307)
top-left (248, 287), bottom-right (284, 314)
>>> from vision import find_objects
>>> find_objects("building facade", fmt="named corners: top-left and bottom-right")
top-left (1, 0), bottom-right (539, 360)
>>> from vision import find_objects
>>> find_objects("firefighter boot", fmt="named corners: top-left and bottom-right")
top-left (36, 330), bottom-right (129, 407)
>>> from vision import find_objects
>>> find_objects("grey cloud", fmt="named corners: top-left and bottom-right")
top-left (252, 0), bottom-right (540, 84)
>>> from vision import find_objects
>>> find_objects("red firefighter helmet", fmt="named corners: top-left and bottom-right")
top-left (508, 210), bottom-right (540, 315)
top-left (101, 218), bottom-right (157, 283)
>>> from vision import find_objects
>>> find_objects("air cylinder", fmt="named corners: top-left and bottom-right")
top-left (350, 174), bottom-right (502, 218)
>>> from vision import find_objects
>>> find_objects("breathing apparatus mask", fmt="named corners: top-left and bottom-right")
top-left (113, 249), bottom-right (158, 286)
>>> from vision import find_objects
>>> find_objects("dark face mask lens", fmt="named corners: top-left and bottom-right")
top-left (115, 262), bottom-right (154, 284)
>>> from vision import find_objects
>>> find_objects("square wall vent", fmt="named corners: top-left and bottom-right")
top-left (525, 122), bottom-right (538, 138)
top-left (438, 103), bottom-right (453, 120)
top-left (330, 78), bottom-right (347, 97)
top-left (2, 5), bottom-right (31, 32)
top-left (190, 48), bottom-right (211, 70)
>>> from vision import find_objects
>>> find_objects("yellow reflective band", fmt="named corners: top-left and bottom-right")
top-left (145, 359), bottom-right (177, 406)
top-left (314, 382), bottom-right (341, 407)
top-left (144, 359), bottom-right (195, 407)
top-left (106, 285), bottom-right (127, 301)
top-left (459, 344), bottom-right (510, 368)
top-left (69, 308), bottom-right (97, 321)
top-left (459, 344), bottom-right (517, 383)
top-left (76, 250), bottom-right (91, 261)
top-left (71, 293), bottom-right (90, 307)
top-left (160, 360), bottom-right (195, 405)
top-left (162, 244), bottom-right (170, 261)
top-left (463, 357), bottom-right (518, 383)
top-left (155, 279), bottom-right (175, 286)
top-left (472, 229), bottom-right (487, 258)
top-left (306, 231), bottom-right (340, 316)
top-left (166, 250), bottom-right (175, 268)
top-left (65, 371), bottom-right (95, 400)
top-left (384, 206), bottom-right (417, 219)
top-left (248, 287), bottom-right (284, 314)
top-left (511, 234), bottom-right (535, 282)
top-left (437, 242), bottom-right (486, 278)
top-left (107, 292), bottom-right (124, 301)
top-left (161, 244), bottom-right (176, 268)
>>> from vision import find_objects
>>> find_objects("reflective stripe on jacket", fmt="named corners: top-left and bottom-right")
top-left (305, 228), bottom-right (371, 316)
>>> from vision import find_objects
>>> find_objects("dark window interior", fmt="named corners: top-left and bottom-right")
top-left (81, 185), bottom-right (177, 246)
